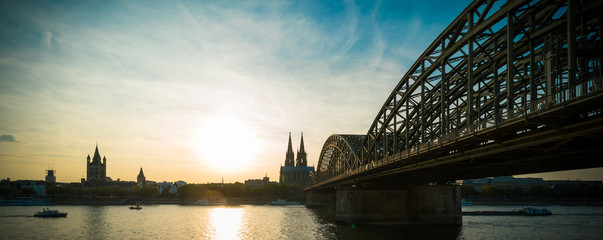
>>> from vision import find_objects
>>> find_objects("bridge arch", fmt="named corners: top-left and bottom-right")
top-left (313, 134), bottom-right (366, 185)
top-left (311, 0), bottom-right (603, 189)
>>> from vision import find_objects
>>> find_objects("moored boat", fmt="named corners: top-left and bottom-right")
top-left (34, 208), bottom-right (67, 218)
top-left (193, 198), bottom-right (227, 206)
top-left (463, 207), bottom-right (552, 216)
top-left (270, 199), bottom-right (300, 205)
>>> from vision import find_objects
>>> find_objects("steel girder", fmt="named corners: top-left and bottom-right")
top-left (310, 0), bottom-right (603, 188)
top-left (363, 0), bottom-right (602, 165)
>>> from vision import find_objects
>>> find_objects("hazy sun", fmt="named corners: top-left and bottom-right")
top-left (194, 116), bottom-right (258, 173)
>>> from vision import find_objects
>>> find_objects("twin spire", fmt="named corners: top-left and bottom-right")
top-left (285, 132), bottom-right (307, 167)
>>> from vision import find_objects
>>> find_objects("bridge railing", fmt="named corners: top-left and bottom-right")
top-left (310, 76), bottom-right (602, 188)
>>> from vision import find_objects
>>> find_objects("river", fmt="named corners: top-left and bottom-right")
top-left (1, 205), bottom-right (602, 239)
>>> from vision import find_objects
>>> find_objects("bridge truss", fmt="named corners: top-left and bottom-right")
top-left (310, 0), bottom-right (603, 189)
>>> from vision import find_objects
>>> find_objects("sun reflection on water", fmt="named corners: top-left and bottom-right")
top-left (208, 207), bottom-right (245, 240)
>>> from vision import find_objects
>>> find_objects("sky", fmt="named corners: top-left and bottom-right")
top-left (1, 0), bottom-right (601, 184)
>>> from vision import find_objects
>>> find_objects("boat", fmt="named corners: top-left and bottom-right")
top-left (519, 207), bottom-right (552, 215)
top-left (463, 207), bottom-right (552, 216)
top-left (129, 203), bottom-right (142, 210)
top-left (34, 208), bottom-right (67, 218)
top-left (0, 197), bottom-right (52, 206)
top-left (270, 199), bottom-right (300, 205)
top-left (461, 198), bottom-right (473, 206)
top-left (193, 198), bottom-right (227, 206)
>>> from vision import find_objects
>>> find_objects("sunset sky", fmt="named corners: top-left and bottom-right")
top-left (1, 0), bottom-right (601, 184)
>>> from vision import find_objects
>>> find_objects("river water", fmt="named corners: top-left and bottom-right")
top-left (1, 205), bottom-right (602, 239)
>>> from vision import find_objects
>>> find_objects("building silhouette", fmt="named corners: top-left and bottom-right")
top-left (45, 169), bottom-right (56, 183)
top-left (279, 132), bottom-right (314, 188)
top-left (245, 174), bottom-right (277, 189)
top-left (137, 167), bottom-right (146, 186)
top-left (86, 144), bottom-right (107, 186)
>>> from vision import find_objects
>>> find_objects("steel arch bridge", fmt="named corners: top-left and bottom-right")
top-left (308, 0), bottom-right (603, 190)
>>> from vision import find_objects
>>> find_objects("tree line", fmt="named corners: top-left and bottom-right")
top-left (1, 182), bottom-right (297, 199)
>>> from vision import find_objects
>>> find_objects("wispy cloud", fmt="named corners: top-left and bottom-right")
top-left (0, 134), bottom-right (19, 143)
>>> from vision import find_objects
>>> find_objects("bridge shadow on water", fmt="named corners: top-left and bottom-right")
top-left (309, 206), bottom-right (462, 240)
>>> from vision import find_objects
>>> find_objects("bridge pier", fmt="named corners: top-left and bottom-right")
top-left (335, 185), bottom-right (461, 225)
top-left (305, 191), bottom-right (335, 207)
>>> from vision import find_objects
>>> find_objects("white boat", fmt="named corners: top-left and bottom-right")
top-left (270, 199), bottom-right (300, 205)
top-left (193, 198), bottom-right (227, 205)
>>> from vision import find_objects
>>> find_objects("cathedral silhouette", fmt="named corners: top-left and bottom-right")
top-left (279, 132), bottom-right (315, 188)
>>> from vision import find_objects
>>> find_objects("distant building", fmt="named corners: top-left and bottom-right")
top-left (137, 167), bottom-right (146, 186)
top-left (86, 144), bottom-right (107, 186)
top-left (45, 169), bottom-right (56, 183)
top-left (245, 174), bottom-right (276, 189)
top-left (279, 132), bottom-right (315, 188)
top-left (18, 180), bottom-right (46, 196)
top-left (174, 180), bottom-right (187, 187)
top-left (157, 181), bottom-right (181, 194)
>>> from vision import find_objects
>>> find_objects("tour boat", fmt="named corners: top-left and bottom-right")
top-left (34, 208), bottom-right (67, 218)
top-left (517, 207), bottom-right (552, 215)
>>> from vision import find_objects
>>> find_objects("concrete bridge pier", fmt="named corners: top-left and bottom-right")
top-left (305, 191), bottom-right (336, 207)
top-left (335, 185), bottom-right (461, 225)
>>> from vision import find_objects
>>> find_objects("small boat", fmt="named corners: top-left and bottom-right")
top-left (461, 198), bottom-right (473, 206)
top-left (193, 198), bottom-right (227, 206)
top-left (34, 208), bottom-right (67, 218)
top-left (270, 199), bottom-right (300, 205)
top-left (463, 207), bottom-right (552, 216)
top-left (129, 203), bottom-right (142, 210)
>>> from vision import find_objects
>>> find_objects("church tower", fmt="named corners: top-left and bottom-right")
top-left (284, 132), bottom-right (295, 167)
top-left (137, 167), bottom-right (146, 186)
top-left (296, 132), bottom-right (307, 167)
top-left (86, 144), bottom-right (107, 184)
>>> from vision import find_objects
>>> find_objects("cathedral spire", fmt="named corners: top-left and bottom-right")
top-left (285, 132), bottom-right (295, 167)
top-left (296, 132), bottom-right (307, 167)
top-left (299, 132), bottom-right (306, 154)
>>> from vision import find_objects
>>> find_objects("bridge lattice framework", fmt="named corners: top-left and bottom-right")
top-left (309, 0), bottom-right (603, 189)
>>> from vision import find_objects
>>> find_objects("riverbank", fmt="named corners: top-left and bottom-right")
top-left (45, 197), bottom-right (603, 206)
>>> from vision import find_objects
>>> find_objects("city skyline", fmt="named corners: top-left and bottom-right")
top-left (1, 0), bottom-right (602, 183)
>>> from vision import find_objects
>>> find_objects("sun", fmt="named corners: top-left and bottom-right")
top-left (193, 116), bottom-right (258, 173)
